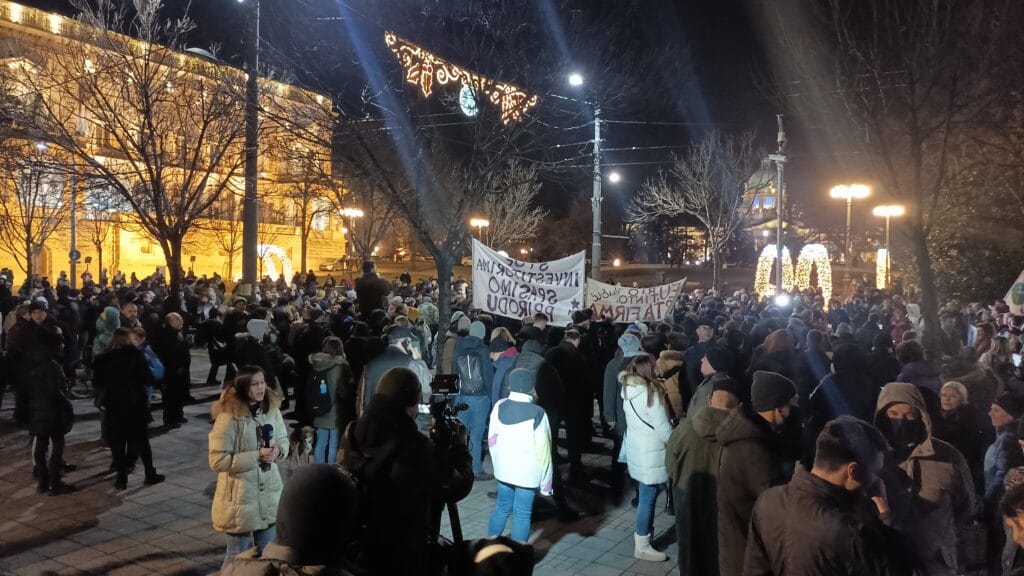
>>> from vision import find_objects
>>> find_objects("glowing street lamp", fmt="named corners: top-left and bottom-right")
top-left (608, 171), bottom-right (622, 184)
top-left (872, 204), bottom-right (905, 288)
top-left (339, 208), bottom-right (364, 219)
top-left (470, 218), bottom-right (490, 245)
top-left (568, 72), bottom-right (584, 87)
top-left (829, 184), bottom-right (871, 264)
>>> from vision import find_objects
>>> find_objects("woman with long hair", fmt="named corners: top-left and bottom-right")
top-left (309, 336), bottom-right (354, 463)
top-left (618, 354), bottom-right (673, 562)
top-left (209, 365), bottom-right (289, 570)
top-left (94, 327), bottom-right (164, 489)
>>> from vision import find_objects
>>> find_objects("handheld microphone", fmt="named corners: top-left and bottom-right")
top-left (260, 424), bottom-right (274, 471)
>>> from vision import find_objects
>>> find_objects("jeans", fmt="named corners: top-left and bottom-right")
top-left (458, 394), bottom-right (491, 474)
top-left (635, 482), bottom-right (661, 536)
top-left (222, 525), bottom-right (275, 570)
top-left (487, 481), bottom-right (536, 542)
top-left (314, 428), bottom-right (339, 464)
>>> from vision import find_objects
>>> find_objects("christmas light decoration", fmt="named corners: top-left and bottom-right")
top-left (795, 243), bottom-right (833, 301)
top-left (257, 244), bottom-right (293, 281)
top-left (876, 248), bottom-right (889, 289)
top-left (384, 32), bottom-right (539, 124)
top-left (754, 244), bottom-right (794, 296)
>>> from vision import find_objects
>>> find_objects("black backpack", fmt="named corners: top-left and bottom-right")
top-left (456, 353), bottom-right (485, 395)
top-left (306, 368), bottom-right (333, 417)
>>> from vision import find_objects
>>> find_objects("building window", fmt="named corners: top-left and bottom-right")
top-left (751, 197), bottom-right (760, 210)
top-left (311, 197), bottom-right (330, 231)
top-left (763, 196), bottom-right (775, 209)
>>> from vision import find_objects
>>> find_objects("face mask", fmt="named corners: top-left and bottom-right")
top-left (887, 418), bottom-right (925, 451)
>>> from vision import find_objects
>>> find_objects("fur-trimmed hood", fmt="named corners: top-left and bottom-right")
top-left (309, 352), bottom-right (347, 372)
top-left (211, 386), bottom-right (282, 420)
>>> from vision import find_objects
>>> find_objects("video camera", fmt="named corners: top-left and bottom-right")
top-left (429, 374), bottom-right (468, 450)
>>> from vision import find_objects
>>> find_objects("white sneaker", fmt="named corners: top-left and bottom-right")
top-left (633, 533), bottom-right (667, 562)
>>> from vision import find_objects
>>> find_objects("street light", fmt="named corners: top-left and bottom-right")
top-left (829, 184), bottom-right (871, 265)
top-left (470, 217), bottom-right (490, 246)
top-left (872, 204), bottom-right (905, 288)
top-left (608, 171), bottom-right (622, 184)
top-left (568, 72), bottom-right (584, 87)
top-left (566, 72), bottom-right (605, 281)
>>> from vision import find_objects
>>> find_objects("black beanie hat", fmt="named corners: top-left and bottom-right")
top-left (751, 371), bottom-right (797, 412)
top-left (995, 392), bottom-right (1024, 420)
top-left (376, 367), bottom-right (422, 407)
top-left (275, 464), bottom-right (357, 565)
top-left (703, 345), bottom-right (731, 372)
top-left (711, 377), bottom-right (745, 401)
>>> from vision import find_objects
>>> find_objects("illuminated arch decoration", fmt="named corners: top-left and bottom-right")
top-left (384, 32), bottom-right (539, 124)
top-left (876, 248), bottom-right (890, 289)
top-left (257, 244), bottom-right (293, 281)
top-left (795, 244), bottom-right (833, 302)
top-left (754, 244), bottom-right (795, 295)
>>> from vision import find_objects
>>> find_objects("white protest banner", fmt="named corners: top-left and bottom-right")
top-left (1005, 269), bottom-right (1024, 315)
top-left (471, 239), bottom-right (585, 324)
top-left (586, 278), bottom-right (687, 324)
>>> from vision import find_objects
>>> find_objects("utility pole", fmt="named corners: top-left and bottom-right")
top-left (69, 162), bottom-right (77, 289)
top-left (241, 0), bottom-right (260, 286)
top-left (768, 114), bottom-right (787, 295)
top-left (591, 105), bottom-right (602, 282)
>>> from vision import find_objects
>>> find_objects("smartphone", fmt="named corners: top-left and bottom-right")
top-left (417, 403), bottom-right (431, 415)
top-left (1014, 354), bottom-right (1022, 368)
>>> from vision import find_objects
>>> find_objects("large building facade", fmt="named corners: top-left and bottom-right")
top-left (0, 1), bottom-right (346, 285)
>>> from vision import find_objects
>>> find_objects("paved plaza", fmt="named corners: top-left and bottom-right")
top-left (0, 352), bottom-right (680, 576)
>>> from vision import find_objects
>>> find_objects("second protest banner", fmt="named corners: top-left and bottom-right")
top-left (586, 278), bottom-right (687, 324)
top-left (471, 239), bottom-right (585, 324)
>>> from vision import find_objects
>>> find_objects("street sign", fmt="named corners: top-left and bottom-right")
top-left (69, 249), bottom-right (81, 262)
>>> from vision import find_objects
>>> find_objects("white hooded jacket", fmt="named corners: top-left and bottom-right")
top-left (487, 391), bottom-right (553, 495)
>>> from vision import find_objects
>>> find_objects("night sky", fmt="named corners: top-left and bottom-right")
top-left (18, 0), bottom-right (860, 232)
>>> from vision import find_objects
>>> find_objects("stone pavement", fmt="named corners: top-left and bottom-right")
top-left (0, 351), bottom-right (680, 576)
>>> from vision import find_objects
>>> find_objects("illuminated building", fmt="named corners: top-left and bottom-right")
top-left (0, 1), bottom-right (346, 283)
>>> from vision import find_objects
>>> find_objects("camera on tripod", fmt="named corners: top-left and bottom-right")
top-left (429, 374), bottom-right (468, 449)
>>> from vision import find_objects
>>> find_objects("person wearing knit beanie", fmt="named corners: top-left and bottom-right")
top-left (751, 371), bottom-right (798, 414)
top-left (376, 367), bottom-right (422, 413)
top-left (470, 320), bottom-right (487, 340)
top-left (993, 392), bottom-right (1024, 422)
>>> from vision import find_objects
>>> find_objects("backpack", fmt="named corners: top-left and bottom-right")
top-left (306, 367), bottom-right (333, 417)
top-left (456, 353), bottom-right (486, 395)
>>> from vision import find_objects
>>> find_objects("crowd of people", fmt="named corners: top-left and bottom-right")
top-left (4, 260), bottom-right (1024, 575)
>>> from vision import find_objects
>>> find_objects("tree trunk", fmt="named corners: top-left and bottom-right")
top-left (436, 252), bottom-right (454, 331)
top-left (25, 240), bottom-right (34, 287)
top-left (300, 229), bottom-right (309, 274)
top-left (910, 225), bottom-right (942, 358)
top-left (710, 242), bottom-right (721, 291)
top-left (227, 250), bottom-right (235, 282)
top-left (163, 237), bottom-right (184, 294)
top-left (96, 244), bottom-right (103, 286)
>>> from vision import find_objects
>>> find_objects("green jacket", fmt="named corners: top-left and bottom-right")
top-left (666, 407), bottom-right (731, 576)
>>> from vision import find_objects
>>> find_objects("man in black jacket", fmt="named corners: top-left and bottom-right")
top-left (355, 261), bottom-right (390, 322)
top-left (745, 417), bottom-right (910, 576)
top-left (545, 328), bottom-right (589, 480)
top-left (152, 312), bottom-right (190, 428)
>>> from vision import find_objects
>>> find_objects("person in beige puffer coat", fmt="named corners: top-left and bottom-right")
top-left (209, 365), bottom-right (289, 571)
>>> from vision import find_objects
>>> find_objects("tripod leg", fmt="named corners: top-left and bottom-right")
top-left (447, 500), bottom-right (463, 544)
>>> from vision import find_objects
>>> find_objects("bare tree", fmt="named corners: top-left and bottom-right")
top-left (481, 159), bottom-right (547, 250)
top-left (0, 0), bottom-right (247, 290)
top-left (629, 130), bottom-right (763, 289)
top-left (0, 141), bottom-right (69, 281)
top-left (771, 0), bottom-right (1020, 353)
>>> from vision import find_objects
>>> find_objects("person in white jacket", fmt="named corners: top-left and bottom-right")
top-left (619, 354), bottom-right (673, 562)
top-left (486, 368), bottom-right (553, 543)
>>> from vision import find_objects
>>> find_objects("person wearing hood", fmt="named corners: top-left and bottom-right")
top-left (687, 345), bottom-right (738, 418)
top-left (545, 328), bottom-right (590, 481)
top-left (220, 464), bottom-right (360, 576)
top-left (666, 376), bottom-right (741, 576)
top-left (339, 367), bottom-right (473, 575)
top-left (234, 318), bottom-right (281, 396)
top-left (486, 368), bottom-right (553, 543)
top-left (744, 417), bottom-right (913, 576)
top-left (92, 305), bottom-right (121, 356)
top-left (152, 312), bottom-right (190, 428)
top-left (716, 371), bottom-right (799, 576)
top-left (618, 354), bottom-right (674, 562)
top-left (488, 328), bottom-right (518, 402)
top-left (309, 336), bottom-right (354, 464)
top-left (874, 382), bottom-right (975, 576)
top-left (455, 320), bottom-right (496, 478)
top-left (604, 331), bottom-right (646, 496)
top-left (209, 366), bottom-right (289, 570)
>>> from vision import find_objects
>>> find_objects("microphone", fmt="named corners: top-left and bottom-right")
top-left (260, 424), bottom-right (274, 471)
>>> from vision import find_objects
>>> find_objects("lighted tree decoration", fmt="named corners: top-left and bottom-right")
top-left (384, 32), bottom-right (539, 124)
top-left (795, 243), bottom-right (833, 301)
top-left (876, 248), bottom-right (890, 290)
top-left (754, 244), bottom-right (795, 295)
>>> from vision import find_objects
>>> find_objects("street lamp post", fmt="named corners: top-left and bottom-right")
top-left (872, 204), bottom-right (905, 287)
top-left (240, 0), bottom-right (260, 287)
top-left (829, 184), bottom-right (871, 266)
top-left (469, 218), bottom-right (490, 246)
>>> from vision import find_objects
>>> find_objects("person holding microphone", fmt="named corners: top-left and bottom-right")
top-left (209, 365), bottom-right (289, 570)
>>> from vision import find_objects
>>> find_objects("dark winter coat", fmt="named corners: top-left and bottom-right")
top-left (716, 407), bottom-right (788, 576)
top-left (685, 341), bottom-right (711, 396)
top-left (354, 273), bottom-right (390, 319)
top-left (897, 360), bottom-right (942, 396)
top-left (931, 404), bottom-right (989, 491)
top-left (807, 372), bottom-right (880, 434)
top-left (338, 397), bottom-right (472, 576)
top-left (515, 340), bottom-right (564, 423)
top-left (94, 347), bottom-right (154, 432)
top-left (234, 334), bottom-right (281, 391)
top-left (359, 347), bottom-right (431, 413)
top-left (152, 325), bottom-right (190, 385)
top-left (744, 466), bottom-right (914, 576)
top-left (26, 358), bottom-right (71, 437)
top-left (747, 350), bottom-right (814, 407)
top-left (308, 352), bottom-right (355, 431)
top-left (454, 335), bottom-right (493, 396)
top-left (545, 341), bottom-right (589, 417)
top-left (667, 406), bottom-right (731, 576)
